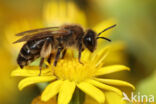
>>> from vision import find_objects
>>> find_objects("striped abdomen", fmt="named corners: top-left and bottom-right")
top-left (17, 39), bottom-right (46, 68)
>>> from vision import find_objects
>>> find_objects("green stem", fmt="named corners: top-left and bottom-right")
top-left (37, 83), bottom-right (49, 91)
top-left (69, 88), bottom-right (85, 104)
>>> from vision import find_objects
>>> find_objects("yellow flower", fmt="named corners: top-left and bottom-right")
top-left (43, 0), bottom-right (86, 27)
top-left (12, 45), bottom-right (135, 104)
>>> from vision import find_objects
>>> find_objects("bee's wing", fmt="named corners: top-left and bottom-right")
top-left (15, 27), bottom-right (59, 36)
top-left (13, 35), bottom-right (34, 44)
top-left (13, 29), bottom-right (71, 44)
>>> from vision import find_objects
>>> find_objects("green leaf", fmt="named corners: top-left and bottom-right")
top-left (69, 88), bottom-right (85, 104)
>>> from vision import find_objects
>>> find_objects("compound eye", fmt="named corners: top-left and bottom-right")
top-left (85, 37), bottom-right (93, 45)
top-left (86, 37), bottom-right (92, 42)
top-left (83, 30), bottom-right (96, 52)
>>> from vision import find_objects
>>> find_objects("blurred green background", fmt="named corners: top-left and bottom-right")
top-left (0, 0), bottom-right (156, 104)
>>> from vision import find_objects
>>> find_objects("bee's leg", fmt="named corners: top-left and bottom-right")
top-left (40, 39), bottom-right (52, 70)
top-left (19, 65), bottom-right (24, 69)
top-left (61, 49), bottom-right (66, 59)
top-left (39, 58), bottom-right (44, 76)
top-left (47, 54), bottom-right (53, 64)
top-left (78, 44), bottom-right (84, 65)
top-left (53, 47), bottom-right (63, 66)
top-left (45, 54), bottom-right (53, 68)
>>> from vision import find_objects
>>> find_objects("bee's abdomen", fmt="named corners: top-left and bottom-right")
top-left (17, 39), bottom-right (45, 68)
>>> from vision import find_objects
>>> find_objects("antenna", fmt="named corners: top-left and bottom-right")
top-left (97, 24), bottom-right (116, 36)
top-left (96, 37), bottom-right (111, 42)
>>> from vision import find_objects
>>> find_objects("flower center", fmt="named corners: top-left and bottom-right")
top-left (53, 58), bottom-right (97, 82)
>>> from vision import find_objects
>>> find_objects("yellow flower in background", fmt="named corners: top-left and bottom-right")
top-left (43, 0), bottom-right (86, 27)
top-left (31, 96), bottom-right (57, 104)
top-left (103, 41), bottom-right (128, 65)
top-left (12, 45), bottom-right (135, 104)
top-left (0, 50), bottom-right (17, 104)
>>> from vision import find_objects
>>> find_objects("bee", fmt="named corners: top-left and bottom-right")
top-left (13, 24), bottom-right (116, 75)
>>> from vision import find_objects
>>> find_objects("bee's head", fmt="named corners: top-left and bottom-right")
top-left (83, 29), bottom-right (97, 52)
top-left (83, 24), bottom-right (116, 52)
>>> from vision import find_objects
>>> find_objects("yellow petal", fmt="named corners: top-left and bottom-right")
top-left (95, 65), bottom-right (130, 76)
top-left (58, 80), bottom-right (76, 104)
top-left (105, 92), bottom-right (126, 104)
top-left (95, 47), bottom-right (110, 67)
top-left (77, 82), bottom-right (105, 104)
top-left (11, 66), bottom-right (52, 77)
top-left (81, 50), bottom-right (92, 61)
top-left (95, 78), bottom-right (135, 90)
top-left (18, 76), bottom-right (56, 90)
top-left (91, 46), bottom-right (110, 65)
top-left (87, 79), bottom-right (122, 96)
top-left (41, 80), bottom-right (63, 102)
